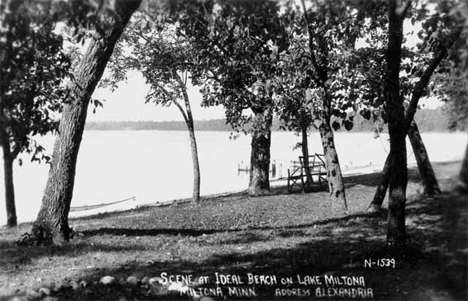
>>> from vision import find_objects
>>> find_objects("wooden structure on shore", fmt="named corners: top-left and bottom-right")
top-left (287, 154), bottom-right (328, 193)
top-left (237, 160), bottom-right (281, 178)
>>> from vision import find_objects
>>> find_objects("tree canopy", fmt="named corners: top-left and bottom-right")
top-left (0, 0), bottom-right (71, 163)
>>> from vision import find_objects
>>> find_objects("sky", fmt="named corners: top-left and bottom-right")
top-left (88, 68), bottom-right (442, 123)
top-left (88, 71), bottom-right (226, 122)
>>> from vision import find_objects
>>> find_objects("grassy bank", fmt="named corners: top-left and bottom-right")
top-left (0, 161), bottom-right (467, 301)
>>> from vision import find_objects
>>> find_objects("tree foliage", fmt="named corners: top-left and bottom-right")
top-left (431, 0), bottom-right (468, 131)
top-left (0, 0), bottom-right (71, 162)
top-left (174, 0), bottom-right (287, 132)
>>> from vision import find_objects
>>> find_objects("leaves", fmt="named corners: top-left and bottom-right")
top-left (175, 0), bottom-right (286, 132)
top-left (344, 119), bottom-right (354, 131)
top-left (92, 99), bottom-right (104, 114)
top-left (1, 0), bottom-right (73, 161)
top-left (332, 121), bottom-right (341, 131)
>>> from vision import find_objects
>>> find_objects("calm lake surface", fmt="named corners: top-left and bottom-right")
top-left (0, 130), bottom-right (467, 225)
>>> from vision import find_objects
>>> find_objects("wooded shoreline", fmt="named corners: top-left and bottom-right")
top-left (85, 108), bottom-right (451, 132)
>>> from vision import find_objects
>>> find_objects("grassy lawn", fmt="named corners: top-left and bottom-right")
top-left (0, 161), bottom-right (467, 301)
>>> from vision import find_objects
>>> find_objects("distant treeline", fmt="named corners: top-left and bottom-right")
top-left (85, 108), bottom-right (452, 132)
top-left (344, 107), bottom-right (451, 133)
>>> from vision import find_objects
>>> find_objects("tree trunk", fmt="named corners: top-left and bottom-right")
top-left (386, 126), bottom-right (407, 247)
top-left (301, 122), bottom-right (313, 189)
top-left (455, 143), bottom-right (468, 193)
top-left (385, 0), bottom-right (409, 247)
top-left (174, 71), bottom-right (201, 204)
top-left (368, 18), bottom-right (460, 213)
top-left (367, 154), bottom-right (393, 213)
top-left (408, 121), bottom-right (441, 195)
top-left (367, 120), bottom-right (440, 212)
top-left (187, 127), bottom-right (201, 204)
top-left (31, 0), bottom-right (141, 245)
top-left (1, 130), bottom-right (17, 227)
top-left (318, 93), bottom-right (347, 212)
top-left (300, 0), bottom-right (347, 211)
top-left (248, 111), bottom-right (272, 196)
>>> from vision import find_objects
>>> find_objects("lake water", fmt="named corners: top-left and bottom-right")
top-left (0, 130), bottom-right (466, 225)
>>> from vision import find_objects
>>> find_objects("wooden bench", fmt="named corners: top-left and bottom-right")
top-left (287, 154), bottom-right (328, 193)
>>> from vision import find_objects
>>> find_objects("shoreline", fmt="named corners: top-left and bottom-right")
top-left (3, 159), bottom-right (463, 227)
top-left (68, 159), bottom-right (461, 221)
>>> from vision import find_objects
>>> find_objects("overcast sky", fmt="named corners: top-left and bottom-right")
top-left (87, 71), bottom-right (226, 122)
top-left (88, 68), bottom-right (441, 123)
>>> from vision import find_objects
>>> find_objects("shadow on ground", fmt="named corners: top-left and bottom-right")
top-left (2, 191), bottom-right (465, 301)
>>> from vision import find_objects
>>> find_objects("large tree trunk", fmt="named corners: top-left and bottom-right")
top-left (1, 129), bottom-right (17, 227)
top-left (319, 93), bottom-right (347, 212)
top-left (248, 111), bottom-right (272, 196)
top-left (31, 0), bottom-right (141, 245)
top-left (385, 0), bottom-right (409, 247)
top-left (386, 120), bottom-right (407, 247)
top-left (367, 121), bottom-right (440, 212)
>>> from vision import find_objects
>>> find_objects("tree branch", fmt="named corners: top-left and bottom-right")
top-left (173, 70), bottom-right (194, 128)
top-left (172, 100), bottom-right (189, 124)
top-left (300, 0), bottom-right (327, 85)
top-left (404, 26), bottom-right (463, 131)
top-left (152, 80), bottom-right (189, 124)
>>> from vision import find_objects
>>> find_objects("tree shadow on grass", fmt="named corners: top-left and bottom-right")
top-left (77, 210), bottom-right (386, 241)
top-left (74, 191), bottom-right (454, 249)
top-left (344, 167), bottom-right (421, 189)
top-left (80, 228), bottom-right (219, 237)
top-left (0, 241), bottom-right (148, 273)
top-left (37, 215), bottom-right (467, 301)
top-left (3, 192), bottom-right (466, 301)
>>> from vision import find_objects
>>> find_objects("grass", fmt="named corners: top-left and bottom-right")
top-left (0, 160), bottom-right (467, 301)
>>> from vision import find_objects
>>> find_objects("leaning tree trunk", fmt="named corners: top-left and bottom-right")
top-left (408, 121), bottom-right (441, 195)
top-left (367, 120), bottom-right (440, 212)
top-left (385, 0), bottom-right (409, 247)
top-left (319, 92), bottom-right (347, 212)
top-left (248, 111), bottom-right (272, 196)
top-left (31, 0), bottom-right (141, 245)
top-left (368, 154), bottom-right (393, 213)
top-left (1, 130), bottom-right (17, 227)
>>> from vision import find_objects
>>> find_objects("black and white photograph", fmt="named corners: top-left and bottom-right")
top-left (0, 0), bottom-right (467, 300)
